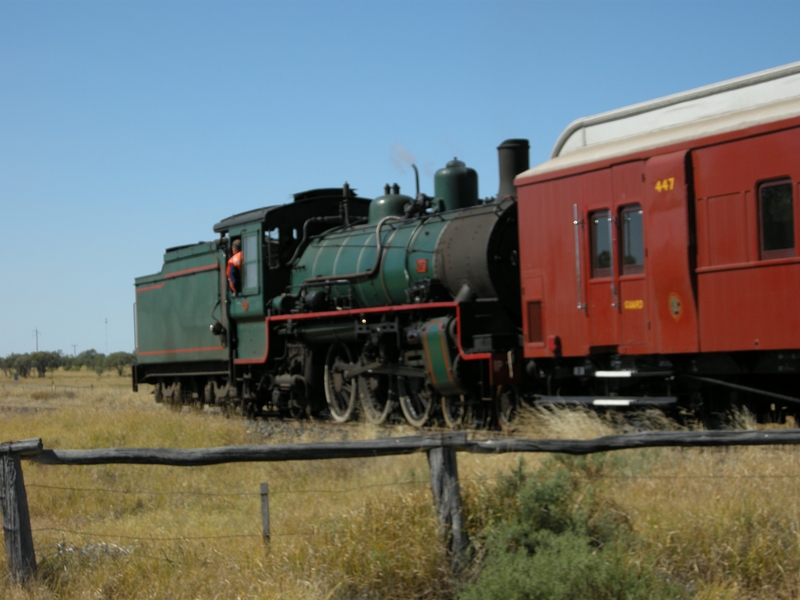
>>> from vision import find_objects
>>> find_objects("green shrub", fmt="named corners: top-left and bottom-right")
top-left (459, 460), bottom-right (684, 600)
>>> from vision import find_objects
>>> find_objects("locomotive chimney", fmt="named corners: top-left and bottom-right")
top-left (497, 138), bottom-right (530, 201)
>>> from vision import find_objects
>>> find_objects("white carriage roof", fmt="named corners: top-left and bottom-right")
top-left (517, 61), bottom-right (800, 181)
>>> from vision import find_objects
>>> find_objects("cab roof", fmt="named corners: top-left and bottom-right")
top-left (212, 188), bottom-right (371, 234)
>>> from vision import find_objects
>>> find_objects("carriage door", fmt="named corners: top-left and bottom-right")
top-left (586, 169), bottom-right (619, 348)
top-left (587, 162), bottom-right (649, 350)
top-left (614, 162), bottom-right (650, 350)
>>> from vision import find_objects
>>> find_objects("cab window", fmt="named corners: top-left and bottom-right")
top-left (242, 233), bottom-right (260, 291)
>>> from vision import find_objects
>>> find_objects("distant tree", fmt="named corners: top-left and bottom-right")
top-left (8, 353), bottom-right (31, 378)
top-left (0, 349), bottom-right (135, 378)
top-left (61, 355), bottom-right (76, 371)
top-left (31, 351), bottom-right (61, 377)
top-left (105, 351), bottom-right (136, 376)
top-left (31, 352), bottom-right (46, 377)
top-left (75, 349), bottom-right (100, 369)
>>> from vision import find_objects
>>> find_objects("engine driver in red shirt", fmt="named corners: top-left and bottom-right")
top-left (227, 239), bottom-right (242, 295)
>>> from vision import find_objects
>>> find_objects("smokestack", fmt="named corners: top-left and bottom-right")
top-left (497, 139), bottom-right (529, 201)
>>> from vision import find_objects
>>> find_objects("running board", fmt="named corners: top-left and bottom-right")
top-left (534, 395), bottom-right (677, 408)
top-left (594, 370), bottom-right (673, 378)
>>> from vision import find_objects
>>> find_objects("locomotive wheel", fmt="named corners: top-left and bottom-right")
top-left (222, 400), bottom-right (236, 418)
top-left (286, 380), bottom-right (309, 420)
top-left (398, 376), bottom-right (434, 428)
top-left (324, 343), bottom-right (357, 423)
top-left (442, 395), bottom-right (468, 429)
top-left (168, 381), bottom-right (183, 412)
top-left (243, 399), bottom-right (258, 420)
top-left (286, 395), bottom-right (308, 419)
top-left (358, 374), bottom-right (396, 425)
top-left (495, 385), bottom-right (519, 431)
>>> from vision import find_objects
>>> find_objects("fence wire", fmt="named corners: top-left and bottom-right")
top-left (21, 468), bottom-right (800, 550)
top-left (25, 471), bottom-right (800, 500)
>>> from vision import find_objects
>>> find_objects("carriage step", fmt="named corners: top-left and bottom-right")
top-left (534, 396), bottom-right (677, 407)
top-left (594, 370), bottom-right (673, 378)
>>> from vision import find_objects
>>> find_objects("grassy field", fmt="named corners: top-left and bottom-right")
top-left (0, 366), bottom-right (135, 390)
top-left (1, 372), bottom-right (800, 598)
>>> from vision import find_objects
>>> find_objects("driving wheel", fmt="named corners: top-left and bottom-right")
top-left (324, 343), bottom-right (357, 423)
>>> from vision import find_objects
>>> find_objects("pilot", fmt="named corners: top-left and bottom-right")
top-left (227, 239), bottom-right (242, 295)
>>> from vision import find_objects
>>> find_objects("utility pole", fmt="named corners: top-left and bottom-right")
top-left (105, 318), bottom-right (108, 355)
top-left (71, 345), bottom-right (77, 357)
top-left (32, 329), bottom-right (40, 352)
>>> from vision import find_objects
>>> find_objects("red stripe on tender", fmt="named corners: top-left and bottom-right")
top-left (138, 345), bottom-right (225, 356)
top-left (137, 282), bottom-right (165, 293)
top-left (136, 264), bottom-right (220, 293)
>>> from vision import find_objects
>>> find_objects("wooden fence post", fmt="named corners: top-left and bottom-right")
top-left (260, 482), bottom-right (270, 542)
top-left (0, 453), bottom-right (36, 583)
top-left (427, 445), bottom-right (468, 570)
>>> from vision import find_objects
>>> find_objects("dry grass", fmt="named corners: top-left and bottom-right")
top-left (0, 388), bottom-right (798, 598)
top-left (492, 405), bottom-right (800, 598)
top-left (0, 385), bottom-right (461, 599)
top-left (1, 366), bottom-right (134, 390)
top-left (613, 443), bottom-right (800, 597)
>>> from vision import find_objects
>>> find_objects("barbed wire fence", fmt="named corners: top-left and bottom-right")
top-left (0, 382), bottom-right (131, 394)
top-left (4, 430), bottom-right (800, 583)
top-left (22, 469), bottom-right (800, 546)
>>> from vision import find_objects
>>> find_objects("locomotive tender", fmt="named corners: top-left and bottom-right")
top-left (134, 62), bottom-right (800, 426)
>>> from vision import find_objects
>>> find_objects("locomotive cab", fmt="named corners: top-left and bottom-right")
top-left (212, 188), bottom-right (372, 363)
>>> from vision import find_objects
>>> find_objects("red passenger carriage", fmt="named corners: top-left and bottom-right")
top-left (516, 62), bottom-right (800, 422)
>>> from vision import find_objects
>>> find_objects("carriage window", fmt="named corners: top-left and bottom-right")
top-left (243, 233), bottom-right (259, 291)
top-left (591, 210), bottom-right (612, 278)
top-left (760, 180), bottom-right (795, 259)
top-left (620, 205), bottom-right (644, 274)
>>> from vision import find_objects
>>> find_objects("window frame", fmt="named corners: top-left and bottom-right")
top-left (758, 178), bottom-right (795, 260)
top-left (241, 232), bottom-right (261, 294)
top-left (590, 209), bottom-right (612, 279)
top-left (619, 204), bottom-right (645, 276)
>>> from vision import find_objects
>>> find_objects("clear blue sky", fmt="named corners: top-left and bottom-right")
top-left (1, 0), bottom-right (798, 357)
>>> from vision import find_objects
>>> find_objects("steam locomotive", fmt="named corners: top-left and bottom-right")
top-left (133, 62), bottom-right (800, 427)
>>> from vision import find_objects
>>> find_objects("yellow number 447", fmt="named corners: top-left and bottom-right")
top-left (655, 177), bottom-right (675, 192)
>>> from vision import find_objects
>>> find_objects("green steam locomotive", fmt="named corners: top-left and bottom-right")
top-left (133, 140), bottom-right (530, 427)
